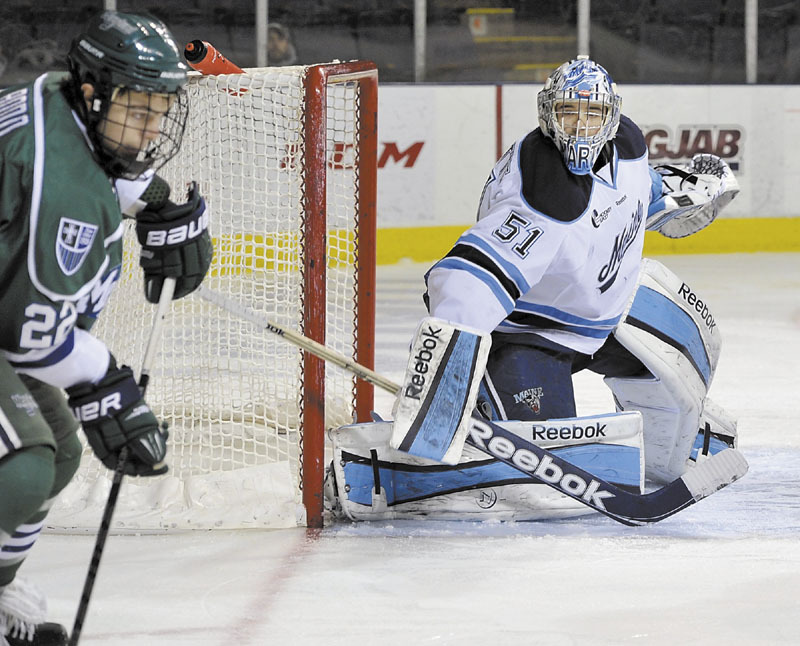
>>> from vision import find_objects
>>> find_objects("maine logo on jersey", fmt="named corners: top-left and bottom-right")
top-left (57, 218), bottom-right (98, 276)
top-left (513, 387), bottom-right (543, 414)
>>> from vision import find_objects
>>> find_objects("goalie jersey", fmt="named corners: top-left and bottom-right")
top-left (425, 115), bottom-right (656, 355)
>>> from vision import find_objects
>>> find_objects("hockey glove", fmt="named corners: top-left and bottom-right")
top-left (67, 360), bottom-right (169, 477)
top-left (136, 181), bottom-right (213, 304)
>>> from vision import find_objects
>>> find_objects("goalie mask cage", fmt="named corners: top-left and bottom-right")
top-left (47, 61), bottom-right (378, 531)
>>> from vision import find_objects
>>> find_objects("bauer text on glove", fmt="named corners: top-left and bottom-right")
top-left (136, 181), bottom-right (213, 303)
top-left (67, 361), bottom-right (169, 476)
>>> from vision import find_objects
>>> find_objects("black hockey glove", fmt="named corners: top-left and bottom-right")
top-left (67, 360), bottom-right (169, 477)
top-left (136, 181), bottom-right (213, 304)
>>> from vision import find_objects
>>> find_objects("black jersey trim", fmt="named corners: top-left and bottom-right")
top-left (444, 243), bottom-right (522, 301)
top-left (517, 116), bottom-right (646, 223)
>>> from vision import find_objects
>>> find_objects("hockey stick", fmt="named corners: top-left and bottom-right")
top-left (197, 285), bottom-right (749, 526)
top-left (69, 278), bottom-right (175, 646)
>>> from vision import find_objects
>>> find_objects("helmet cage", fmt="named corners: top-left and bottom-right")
top-left (92, 86), bottom-right (189, 180)
top-left (66, 11), bottom-right (189, 179)
top-left (537, 58), bottom-right (622, 175)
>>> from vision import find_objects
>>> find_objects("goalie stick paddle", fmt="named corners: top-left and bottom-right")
top-left (69, 278), bottom-right (175, 646)
top-left (197, 285), bottom-right (749, 526)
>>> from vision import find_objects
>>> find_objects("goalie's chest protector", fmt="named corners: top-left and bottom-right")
top-left (476, 116), bottom-right (651, 353)
top-left (0, 74), bottom-right (124, 354)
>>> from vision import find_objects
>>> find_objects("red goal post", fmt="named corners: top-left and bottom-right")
top-left (47, 61), bottom-right (379, 531)
top-left (301, 61), bottom-right (378, 527)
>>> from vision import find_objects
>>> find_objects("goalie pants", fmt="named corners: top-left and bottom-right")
top-left (478, 332), bottom-right (649, 421)
top-left (0, 358), bottom-right (82, 586)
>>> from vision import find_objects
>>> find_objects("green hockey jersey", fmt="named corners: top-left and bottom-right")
top-left (0, 73), bottom-right (126, 388)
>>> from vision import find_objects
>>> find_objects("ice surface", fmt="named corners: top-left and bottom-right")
top-left (28, 253), bottom-right (800, 645)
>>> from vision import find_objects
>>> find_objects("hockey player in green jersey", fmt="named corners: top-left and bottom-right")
top-left (0, 11), bottom-right (212, 644)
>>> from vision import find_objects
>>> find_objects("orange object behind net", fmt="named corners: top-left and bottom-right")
top-left (184, 40), bottom-right (245, 75)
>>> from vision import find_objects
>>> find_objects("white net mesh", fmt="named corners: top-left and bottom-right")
top-left (47, 64), bottom-right (374, 531)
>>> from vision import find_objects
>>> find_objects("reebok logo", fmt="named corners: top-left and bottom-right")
top-left (468, 419), bottom-right (615, 510)
top-left (678, 283), bottom-right (716, 332)
top-left (404, 324), bottom-right (443, 400)
top-left (531, 422), bottom-right (607, 441)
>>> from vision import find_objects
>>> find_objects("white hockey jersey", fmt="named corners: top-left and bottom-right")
top-left (425, 115), bottom-right (656, 355)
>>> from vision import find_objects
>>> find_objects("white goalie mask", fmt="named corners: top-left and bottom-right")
top-left (537, 57), bottom-right (622, 175)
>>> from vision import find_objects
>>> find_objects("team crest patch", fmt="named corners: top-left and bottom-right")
top-left (56, 218), bottom-right (98, 275)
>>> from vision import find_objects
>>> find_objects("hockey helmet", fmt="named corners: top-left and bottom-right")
top-left (537, 56), bottom-right (622, 175)
top-left (66, 11), bottom-right (189, 179)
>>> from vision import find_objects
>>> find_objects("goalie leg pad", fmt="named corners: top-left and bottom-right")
top-left (329, 413), bottom-right (643, 522)
top-left (607, 258), bottom-right (727, 482)
top-left (390, 317), bottom-right (491, 464)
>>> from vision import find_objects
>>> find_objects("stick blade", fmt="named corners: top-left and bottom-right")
top-left (680, 448), bottom-right (749, 502)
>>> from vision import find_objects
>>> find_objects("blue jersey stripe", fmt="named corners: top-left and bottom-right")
top-left (514, 301), bottom-right (622, 328)
top-left (434, 257), bottom-right (516, 312)
top-left (459, 233), bottom-right (532, 294)
top-left (6, 331), bottom-right (75, 370)
top-left (499, 314), bottom-right (613, 339)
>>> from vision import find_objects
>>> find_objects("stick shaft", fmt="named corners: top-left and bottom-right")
top-left (69, 278), bottom-right (175, 645)
top-left (197, 285), bottom-right (399, 394)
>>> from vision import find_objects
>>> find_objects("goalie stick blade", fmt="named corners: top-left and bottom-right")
top-left (605, 448), bottom-right (749, 525)
top-left (681, 448), bottom-right (749, 502)
top-left (466, 418), bottom-right (748, 526)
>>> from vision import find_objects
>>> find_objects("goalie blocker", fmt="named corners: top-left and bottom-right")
top-left (390, 317), bottom-right (491, 464)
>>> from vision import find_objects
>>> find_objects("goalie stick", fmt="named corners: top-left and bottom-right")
top-left (197, 285), bottom-right (748, 526)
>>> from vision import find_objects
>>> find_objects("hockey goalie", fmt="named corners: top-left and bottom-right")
top-left (325, 56), bottom-right (743, 523)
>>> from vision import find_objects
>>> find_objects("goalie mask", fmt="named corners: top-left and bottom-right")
top-left (66, 11), bottom-right (189, 179)
top-left (537, 57), bottom-right (622, 175)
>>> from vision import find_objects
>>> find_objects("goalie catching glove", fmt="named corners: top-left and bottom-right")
top-left (647, 153), bottom-right (739, 238)
top-left (67, 358), bottom-right (169, 476)
top-left (136, 181), bottom-right (213, 303)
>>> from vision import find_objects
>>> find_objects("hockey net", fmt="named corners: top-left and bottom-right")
top-left (46, 61), bottom-right (378, 531)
